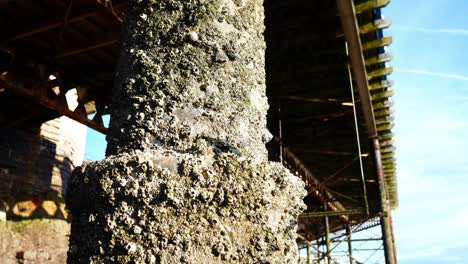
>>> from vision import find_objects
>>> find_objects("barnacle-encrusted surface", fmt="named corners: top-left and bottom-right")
top-left (68, 150), bottom-right (305, 263)
top-left (68, 0), bottom-right (306, 263)
top-left (106, 0), bottom-right (271, 160)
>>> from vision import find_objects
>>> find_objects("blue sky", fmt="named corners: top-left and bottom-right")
top-left (84, 116), bottom-right (107, 160)
top-left (387, 0), bottom-right (468, 263)
top-left (84, 1), bottom-right (468, 262)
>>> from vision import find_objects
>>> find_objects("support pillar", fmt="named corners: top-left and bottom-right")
top-left (390, 213), bottom-right (399, 264)
top-left (67, 0), bottom-right (306, 263)
top-left (324, 203), bottom-right (332, 264)
top-left (346, 224), bottom-right (353, 264)
top-left (372, 139), bottom-right (396, 264)
top-left (316, 237), bottom-right (321, 260)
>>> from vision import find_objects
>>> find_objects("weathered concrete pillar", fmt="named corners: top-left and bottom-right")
top-left (67, 0), bottom-right (306, 263)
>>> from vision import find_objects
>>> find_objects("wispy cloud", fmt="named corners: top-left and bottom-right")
top-left (392, 26), bottom-right (468, 36)
top-left (394, 68), bottom-right (468, 81)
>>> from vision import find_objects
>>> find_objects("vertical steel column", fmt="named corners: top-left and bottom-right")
top-left (307, 244), bottom-right (311, 264)
top-left (335, 0), bottom-right (397, 262)
top-left (390, 207), bottom-right (398, 263)
top-left (346, 225), bottom-right (353, 264)
top-left (324, 203), bottom-right (332, 264)
top-left (317, 237), bottom-right (321, 261)
top-left (372, 139), bottom-right (396, 264)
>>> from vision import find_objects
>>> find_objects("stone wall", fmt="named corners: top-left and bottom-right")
top-left (0, 116), bottom-right (85, 263)
top-left (0, 219), bottom-right (70, 264)
top-left (0, 116), bottom-right (86, 220)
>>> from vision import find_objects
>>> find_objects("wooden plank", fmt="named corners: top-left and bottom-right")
top-left (362, 37), bottom-right (392, 51)
top-left (355, 0), bottom-right (391, 14)
top-left (371, 89), bottom-right (394, 101)
top-left (336, 19), bottom-right (392, 37)
top-left (368, 67), bottom-right (393, 79)
top-left (365, 53), bottom-right (393, 66)
top-left (359, 19), bottom-right (392, 34)
top-left (370, 80), bottom-right (394, 91)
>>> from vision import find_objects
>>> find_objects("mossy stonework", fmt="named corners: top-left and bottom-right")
top-left (67, 0), bottom-right (306, 263)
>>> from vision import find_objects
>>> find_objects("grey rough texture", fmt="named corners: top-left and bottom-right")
top-left (68, 0), bottom-right (306, 263)
top-left (106, 0), bottom-right (271, 160)
top-left (68, 150), bottom-right (305, 263)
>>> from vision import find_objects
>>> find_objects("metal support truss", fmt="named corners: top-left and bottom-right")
top-left (0, 75), bottom-right (107, 133)
top-left (335, 0), bottom-right (397, 263)
top-left (299, 217), bottom-right (391, 263)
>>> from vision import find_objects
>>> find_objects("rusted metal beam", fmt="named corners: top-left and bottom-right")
top-left (56, 0), bottom-right (75, 45)
top-left (323, 203), bottom-right (332, 264)
top-left (335, 0), bottom-right (376, 138)
top-left (318, 156), bottom-right (359, 188)
top-left (334, 237), bottom-right (383, 242)
top-left (283, 147), bottom-right (350, 223)
top-left (299, 209), bottom-right (364, 218)
top-left (279, 95), bottom-right (348, 106)
top-left (96, 0), bottom-right (125, 22)
top-left (346, 225), bottom-right (353, 264)
top-left (336, 1), bottom-right (396, 263)
top-left (341, 178), bottom-right (376, 183)
top-left (334, 247), bottom-right (383, 252)
top-left (294, 149), bottom-right (364, 156)
top-left (0, 79), bottom-right (107, 134)
top-left (56, 39), bottom-right (118, 59)
top-left (372, 138), bottom-right (397, 264)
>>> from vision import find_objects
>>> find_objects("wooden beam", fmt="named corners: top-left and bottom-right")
top-left (362, 37), bottom-right (392, 51)
top-left (336, 19), bottom-right (392, 38)
top-left (359, 19), bottom-right (392, 34)
top-left (368, 67), bottom-right (393, 80)
top-left (355, 0), bottom-right (391, 14)
top-left (365, 53), bottom-right (393, 66)
top-left (371, 89), bottom-right (395, 101)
